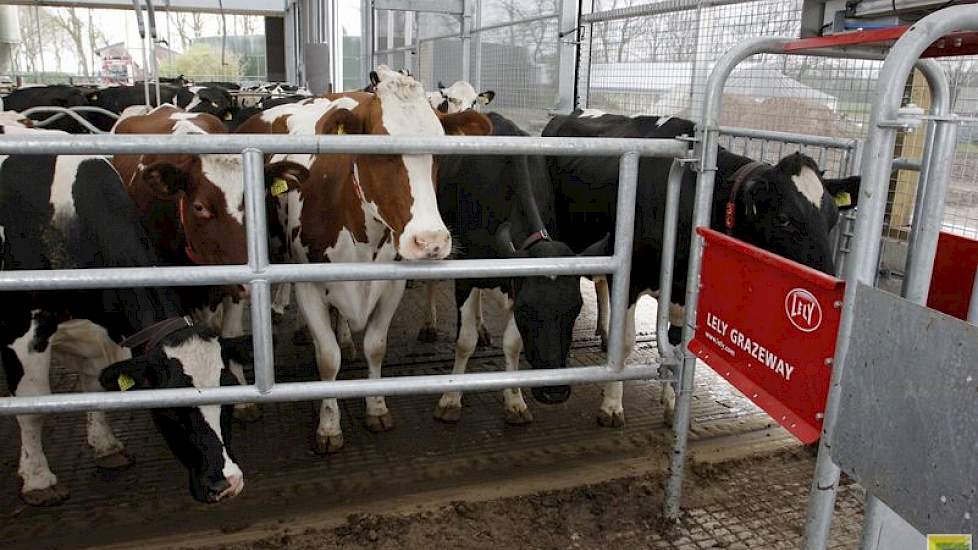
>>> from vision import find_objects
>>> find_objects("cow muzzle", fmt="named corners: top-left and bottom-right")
top-left (402, 229), bottom-right (452, 260)
top-left (531, 385), bottom-right (571, 405)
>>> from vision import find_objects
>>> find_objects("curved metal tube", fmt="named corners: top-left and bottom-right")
top-left (655, 159), bottom-right (684, 361)
top-left (20, 106), bottom-right (108, 134)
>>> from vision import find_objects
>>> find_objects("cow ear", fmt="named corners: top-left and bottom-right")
top-left (141, 161), bottom-right (192, 197)
top-left (579, 233), bottom-right (610, 256)
top-left (478, 90), bottom-right (495, 106)
top-left (439, 111), bottom-right (492, 136)
top-left (99, 355), bottom-right (153, 391)
top-left (317, 108), bottom-right (362, 136)
top-left (265, 161), bottom-right (309, 196)
top-left (219, 335), bottom-right (254, 367)
top-left (369, 71), bottom-right (381, 88)
top-left (822, 175), bottom-right (861, 210)
top-left (493, 222), bottom-right (518, 258)
top-left (437, 81), bottom-right (446, 90)
top-left (741, 178), bottom-right (773, 221)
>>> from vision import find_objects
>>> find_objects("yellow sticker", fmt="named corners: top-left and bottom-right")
top-left (224, 112), bottom-right (233, 120)
top-left (928, 534), bottom-right (972, 550)
top-left (336, 124), bottom-right (345, 135)
top-left (270, 177), bottom-right (290, 196)
top-left (834, 191), bottom-right (852, 208)
top-left (117, 373), bottom-right (135, 392)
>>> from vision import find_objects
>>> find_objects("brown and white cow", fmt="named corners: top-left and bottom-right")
top-left (238, 68), bottom-right (491, 453)
top-left (111, 105), bottom-right (308, 421)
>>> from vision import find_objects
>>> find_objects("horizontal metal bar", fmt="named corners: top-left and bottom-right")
top-left (0, 134), bottom-right (688, 158)
top-left (583, 0), bottom-right (750, 24)
top-left (718, 126), bottom-right (857, 149)
top-left (893, 157), bottom-right (922, 171)
top-left (0, 365), bottom-right (660, 415)
top-left (374, 44), bottom-right (417, 55)
top-left (0, 256), bottom-right (621, 291)
top-left (374, 0), bottom-right (463, 14)
top-left (470, 13), bottom-right (558, 34)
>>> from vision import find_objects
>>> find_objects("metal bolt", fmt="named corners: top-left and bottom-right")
top-left (816, 412), bottom-right (824, 420)
top-left (940, 495), bottom-right (947, 504)
top-left (833, 300), bottom-right (843, 308)
top-left (824, 358), bottom-right (833, 366)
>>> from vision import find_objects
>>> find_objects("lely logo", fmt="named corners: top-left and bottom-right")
top-left (785, 288), bottom-right (822, 332)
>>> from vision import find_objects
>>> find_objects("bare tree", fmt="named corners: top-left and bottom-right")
top-left (48, 7), bottom-right (91, 76)
top-left (945, 59), bottom-right (978, 114)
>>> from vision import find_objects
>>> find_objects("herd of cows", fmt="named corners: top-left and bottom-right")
top-left (0, 66), bottom-right (861, 506)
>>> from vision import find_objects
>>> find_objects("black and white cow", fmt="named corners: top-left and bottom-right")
top-left (186, 86), bottom-right (236, 122)
top-left (543, 109), bottom-right (860, 426)
top-left (0, 122), bottom-right (251, 505)
top-left (427, 80), bottom-right (494, 114)
top-left (433, 112), bottom-right (606, 422)
top-left (2, 85), bottom-right (96, 133)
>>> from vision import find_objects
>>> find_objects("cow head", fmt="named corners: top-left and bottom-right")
top-left (318, 72), bottom-right (492, 260)
top-left (429, 80), bottom-right (495, 114)
top-left (187, 87), bottom-right (236, 122)
top-left (494, 226), bottom-right (608, 405)
top-left (733, 152), bottom-right (861, 275)
top-left (99, 329), bottom-right (254, 503)
top-left (139, 154), bottom-right (308, 267)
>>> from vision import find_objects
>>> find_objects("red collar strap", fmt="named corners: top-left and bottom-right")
top-left (725, 161), bottom-right (765, 235)
top-left (177, 196), bottom-right (207, 265)
top-left (120, 316), bottom-right (194, 353)
top-left (520, 229), bottom-right (551, 251)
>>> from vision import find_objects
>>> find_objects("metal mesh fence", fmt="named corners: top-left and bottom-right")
top-left (579, 0), bottom-right (978, 243)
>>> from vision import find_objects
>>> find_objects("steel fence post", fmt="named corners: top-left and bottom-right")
top-left (606, 151), bottom-right (639, 371)
top-left (243, 148), bottom-right (275, 394)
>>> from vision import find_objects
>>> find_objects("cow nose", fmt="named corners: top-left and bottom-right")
top-left (409, 230), bottom-right (451, 260)
top-left (532, 385), bottom-right (571, 405)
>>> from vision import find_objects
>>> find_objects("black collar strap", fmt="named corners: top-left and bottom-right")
top-left (120, 316), bottom-right (194, 353)
top-left (725, 161), bottom-right (765, 235)
top-left (520, 229), bottom-right (551, 251)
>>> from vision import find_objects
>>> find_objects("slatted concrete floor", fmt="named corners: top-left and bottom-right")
top-left (0, 280), bottom-right (861, 548)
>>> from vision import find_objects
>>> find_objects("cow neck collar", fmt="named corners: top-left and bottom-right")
top-left (520, 229), bottom-right (551, 251)
top-left (725, 161), bottom-right (766, 235)
top-left (120, 315), bottom-right (194, 354)
top-left (177, 195), bottom-right (208, 265)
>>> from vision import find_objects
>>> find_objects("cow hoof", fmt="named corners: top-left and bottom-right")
top-left (21, 484), bottom-right (70, 507)
top-left (597, 409), bottom-right (625, 428)
top-left (416, 326), bottom-right (439, 343)
top-left (314, 433), bottom-right (345, 455)
top-left (365, 412), bottom-right (394, 432)
top-left (95, 450), bottom-right (133, 470)
top-left (504, 407), bottom-right (533, 425)
top-left (433, 404), bottom-right (462, 423)
top-left (233, 403), bottom-right (263, 423)
top-left (476, 326), bottom-right (492, 348)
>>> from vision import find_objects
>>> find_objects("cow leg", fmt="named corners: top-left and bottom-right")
top-left (661, 303), bottom-right (686, 425)
top-left (362, 280), bottom-right (405, 433)
top-left (333, 308), bottom-right (357, 361)
top-left (296, 283), bottom-right (344, 454)
top-left (434, 287), bottom-right (480, 423)
top-left (594, 276), bottom-right (610, 351)
top-left (473, 288), bottom-right (492, 347)
top-left (50, 320), bottom-right (134, 471)
top-left (11, 323), bottom-right (69, 506)
top-left (416, 282), bottom-right (439, 343)
top-left (271, 282), bottom-right (292, 323)
top-left (220, 297), bottom-right (262, 423)
top-left (598, 303), bottom-right (637, 428)
top-left (500, 311), bottom-right (532, 425)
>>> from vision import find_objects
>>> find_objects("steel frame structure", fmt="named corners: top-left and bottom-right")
top-left (673, 5), bottom-right (975, 546)
top-left (0, 133), bottom-right (690, 425)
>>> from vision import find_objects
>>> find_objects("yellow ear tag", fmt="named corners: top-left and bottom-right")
top-left (834, 191), bottom-right (852, 208)
top-left (336, 124), bottom-right (345, 135)
top-left (271, 177), bottom-right (290, 197)
top-left (118, 373), bottom-right (135, 392)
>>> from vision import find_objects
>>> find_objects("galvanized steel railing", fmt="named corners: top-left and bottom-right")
top-left (0, 134), bottom-right (690, 417)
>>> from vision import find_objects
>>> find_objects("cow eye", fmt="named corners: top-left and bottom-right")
top-left (777, 214), bottom-right (791, 228)
top-left (193, 201), bottom-right (213, 219)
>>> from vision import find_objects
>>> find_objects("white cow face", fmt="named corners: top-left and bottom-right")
top-left (428, 81), bottom-right (495, 113)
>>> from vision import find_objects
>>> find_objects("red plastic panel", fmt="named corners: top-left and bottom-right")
top-left (786, 26), bottom-right (978, 58)
top-left (927, 231), bottom-right (978, 320)
top-left (688, 229), bottom-right (845, 443)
